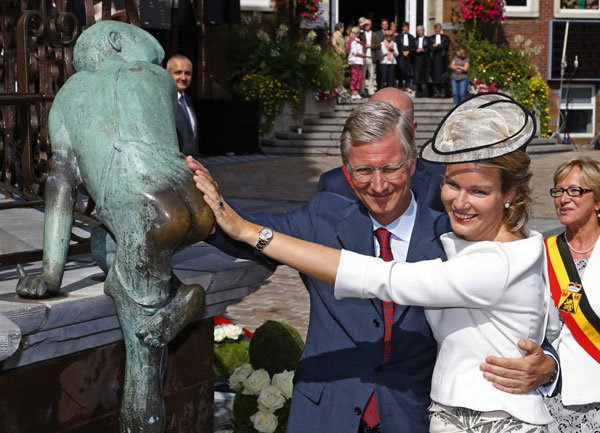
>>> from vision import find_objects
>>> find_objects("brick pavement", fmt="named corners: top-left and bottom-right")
top-left (215, 150), bottom-right (600, 340)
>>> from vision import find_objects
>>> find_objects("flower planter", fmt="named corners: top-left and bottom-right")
top-left (260, 89), bottom-right (336, 139)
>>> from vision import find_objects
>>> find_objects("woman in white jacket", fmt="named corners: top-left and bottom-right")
top-left (193, 94), bottom-right (555, 432)
top-left (544, 157), bottom-right (600, 432)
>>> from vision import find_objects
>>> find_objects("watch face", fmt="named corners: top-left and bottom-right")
top-left (260, 227), bottom-right (274, 240)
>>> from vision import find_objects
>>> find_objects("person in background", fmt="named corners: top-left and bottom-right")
top-left (390, 21), bottom-right (398, 37)
top-left (395, 22), bottom-right (416, 92)
top-left (359, 19), bottom-right (380, 96)
top-left (450, 47), bottom-right (470, 105)
top-left (375, 18), bottom-right (389, 90)
top-left (413, 25), bottom-right (430, 98)
top-left (379, 30), bottom-right (399, 89)
top-left (345, 23), bottom-right (353, 53)
top-left (428, 23), bottom-right (450, 98)
top-left (166, 54), bottom-right (199, 157)
top-left (332, 22), bottom-right (347, 57)
top-left (348, 26), bottom-right (366, 100)
top-left (545, 157), bottom-right (600, 432)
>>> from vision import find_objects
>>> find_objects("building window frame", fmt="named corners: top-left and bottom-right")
top-left (504, 0), bottom-right (539, 18)
top-left (559, 84), bottom-right (596, 137)
top-left (240, 0), bottom-right (273, 11)
top-left (554, 0), bottom-right (600, 19)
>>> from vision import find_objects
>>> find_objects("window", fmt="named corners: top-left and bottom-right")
top-left (555, 0), bottom-right (600, 19)
top-left (240, 0), bottom-right (272, 11)
top-left (559, 85), bottom-right (596, 136)
top-left (505, 0), bottom-right (540, 17)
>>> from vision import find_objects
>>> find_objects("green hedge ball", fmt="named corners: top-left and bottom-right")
top-left (249, 321), bottom-right (304, 377)
top-left (214, 338), bottom-right (250, 380)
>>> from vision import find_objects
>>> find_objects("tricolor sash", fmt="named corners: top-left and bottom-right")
top-left (545, 233), bottom-right (600, 364)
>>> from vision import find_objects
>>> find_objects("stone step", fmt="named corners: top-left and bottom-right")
top-left (321, 109), bottom-right (449, 119)
top-left (305, 117), bottom-right (347, 126)
top-left (261, 145), bottom-right (341, 156)
top-left (261, 138), bottom-right (339, 148)
top-left (527, 143), bottom-right (574, 154)
top-left (275, 131), bottom-right (341, 140)
top-left (291, 124), bottom-right (341, 133)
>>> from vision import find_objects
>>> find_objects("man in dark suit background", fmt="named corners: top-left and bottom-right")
top-left (167, 55), bottom-right (199, 157)
top-left (428, 23), bottom-right (450, 98)
top-left (413, 25), bottom-right (431, 98)
top-left (318, 87), bottom-right (446, 213)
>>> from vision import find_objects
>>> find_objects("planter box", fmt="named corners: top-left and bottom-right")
top-left (261, 90), bottom-right (336, 140)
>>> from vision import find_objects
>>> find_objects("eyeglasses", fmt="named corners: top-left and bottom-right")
top-left (348, 161), bottom-right (407, 183)
top-left (549, 187), bottom-right (593, 198)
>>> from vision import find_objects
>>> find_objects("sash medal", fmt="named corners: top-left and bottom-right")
top-left (545, 234), bottom-right (600, 364)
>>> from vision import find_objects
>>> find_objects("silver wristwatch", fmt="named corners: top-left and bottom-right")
top-left (255, 227), bottom-right (274, 251)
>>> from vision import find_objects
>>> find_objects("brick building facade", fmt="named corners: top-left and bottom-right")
top-left (443, 0), bottom-right (599, 146)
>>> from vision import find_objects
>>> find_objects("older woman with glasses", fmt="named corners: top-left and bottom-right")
top-left (192, 93), bottom-right (558, 432)
top-left (544, 158), bottom-right (600, 432)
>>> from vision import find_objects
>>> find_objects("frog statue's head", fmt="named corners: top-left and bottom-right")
top-left (73, 20), bottom-right (165, 72)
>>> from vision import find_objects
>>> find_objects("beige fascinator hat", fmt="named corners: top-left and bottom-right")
top-left (420, 92), bottom-right (536, 164)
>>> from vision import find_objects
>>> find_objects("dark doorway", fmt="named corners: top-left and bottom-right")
top-left (338, 0), bottom-right (403, 29)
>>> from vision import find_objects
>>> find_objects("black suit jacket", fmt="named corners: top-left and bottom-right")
top-left (317, 159), bottom-right (446, 213)
top-left (175, 92), bottom-right (199, 157)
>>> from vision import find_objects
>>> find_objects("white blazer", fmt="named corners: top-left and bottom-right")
top-left (335, 231), bottom-right (554, 425)
top-left (547, 235), bottom-right (600, 406)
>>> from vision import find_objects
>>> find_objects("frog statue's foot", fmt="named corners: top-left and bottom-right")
top-left (135, 283), bottom-right (205, 348)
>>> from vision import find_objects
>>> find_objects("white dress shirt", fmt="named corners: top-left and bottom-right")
top-left (335, 231), bottom-right (554, 425)
top-left (370, 192), bottom-right (416, 262)
top-left (364, 30), bottom-right (372, 57)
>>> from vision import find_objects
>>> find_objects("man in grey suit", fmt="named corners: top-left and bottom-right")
top-left (167, 55), bottom-right (199, 157)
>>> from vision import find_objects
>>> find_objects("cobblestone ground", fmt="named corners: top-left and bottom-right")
top-left (214, 150), bottom-right (600, 340)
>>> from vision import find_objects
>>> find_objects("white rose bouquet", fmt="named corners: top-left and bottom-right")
top-left (219, 321), bottom-right (304, 433)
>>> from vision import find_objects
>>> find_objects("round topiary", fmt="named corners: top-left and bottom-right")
top-left (214, 338), bottom-right (250, 380)
top-left (249, 321), bottom-right (304, 377)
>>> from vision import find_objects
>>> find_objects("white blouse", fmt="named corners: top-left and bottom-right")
top-left (547, 236), bottom-right (600, 406)
top-left (334, 231), bottom-right (554, 425)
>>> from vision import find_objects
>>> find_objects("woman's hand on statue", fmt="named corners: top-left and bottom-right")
top-left (187, 157), bottom-right (259, 245)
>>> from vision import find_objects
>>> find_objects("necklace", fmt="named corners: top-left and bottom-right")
top-left (566, 238), bottom-right (596, 254)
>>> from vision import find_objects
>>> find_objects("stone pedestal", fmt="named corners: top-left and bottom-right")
top-left (0, 242), bottom-right (274, 432)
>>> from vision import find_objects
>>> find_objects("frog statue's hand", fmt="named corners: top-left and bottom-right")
top-left (16, 265), bottom-right (60, 299)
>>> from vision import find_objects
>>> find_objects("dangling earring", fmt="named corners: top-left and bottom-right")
top-left (504, 200), bottom-right (511, 209)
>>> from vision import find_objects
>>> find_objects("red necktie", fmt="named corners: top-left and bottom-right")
top-left (362, 228), bottom-right (395, 427)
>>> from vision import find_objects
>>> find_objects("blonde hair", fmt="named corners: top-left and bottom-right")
top-left (554, 157), bottom-right (600, 203)
top-left (478, 150), bottom-right (532, 232)
top-left (350, 26), bottom-right (360, 37)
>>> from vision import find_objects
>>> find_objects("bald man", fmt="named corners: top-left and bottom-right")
top-left (317, 88), bottom-right (446, 212)
top-left (166, 55), bottom-right (199, 157)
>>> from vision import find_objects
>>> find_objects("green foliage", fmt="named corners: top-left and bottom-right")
top-left (232, 394), bottom-right (259, 433)
top-left (237, 73), bottom-right (302, 133)
top-left (228, 13), bottom-right (344, 133)
top-left (457, 30), bottom-right (551, 137)
top-left (249, 321), bottom-right (304, 377)
top-left (214, 338), bottom-right (250, 380)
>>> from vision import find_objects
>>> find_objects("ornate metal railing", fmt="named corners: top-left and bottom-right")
top-left (0, 0), bottom-right (139, 266)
